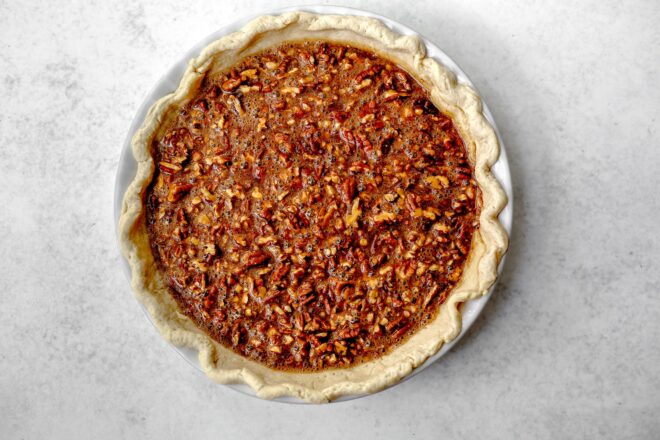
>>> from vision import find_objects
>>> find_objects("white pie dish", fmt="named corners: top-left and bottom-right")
top-left (114, 4), bottom-right (513, 404)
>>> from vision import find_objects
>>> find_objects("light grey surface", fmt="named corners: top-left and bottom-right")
top-left (1, 0), bottom-right (658, 438)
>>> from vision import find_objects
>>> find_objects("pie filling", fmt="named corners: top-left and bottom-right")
top-left (146, 41), bottom-right (479, 371)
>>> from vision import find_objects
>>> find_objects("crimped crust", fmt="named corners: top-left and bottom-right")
top-left (119, 11), bottom-right (508, 403)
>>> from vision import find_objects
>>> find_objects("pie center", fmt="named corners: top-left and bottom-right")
top-left (146, 41), bottom-right (479, 370)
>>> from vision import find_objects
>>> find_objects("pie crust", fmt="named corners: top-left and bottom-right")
top-left (119, 11), bottom-right (509, 402)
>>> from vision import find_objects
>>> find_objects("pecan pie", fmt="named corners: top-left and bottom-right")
top-left (119, 12), bottom-right (508, 402)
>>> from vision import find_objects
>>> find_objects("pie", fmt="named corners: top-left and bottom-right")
top-left (119, 12), bottom-right (508, 402)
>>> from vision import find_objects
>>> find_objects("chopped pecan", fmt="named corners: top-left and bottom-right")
top-left (334, 326), bottom-right (360, 340)
top-left (338, 177), bottom-right (356, 204)
top-left (339, 128), bottom-right (356, 149)
top-left (271, 264), bottom-right (290, 282)
top-left (405, 193), bottom-right (420, 213)
top-left (355, 65), bottom-right (382, 83)
top-left (244, 251), bottom-right (270, 268)
top-left (222, 77), bottom-right (242, 92)
top-left (393, 71), bottom-right (412, 92)
top-left (274, 132), bottom-right (292, 155)
top-left (159, 162), bottom-right (182, 174)
top-left (413, 98), bottom-right (439, 115)
top-left (167, 183), bottom-right (193, 202)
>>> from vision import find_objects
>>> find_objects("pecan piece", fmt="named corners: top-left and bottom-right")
top-left (355, 65), bottom-right (382, 83)
top-left (338, 177), bottom-right (356, 204)
top-left (167, 183), bottom-right (193, 202)
top-left (298, 50), bottom-right (315, 66)
top-left (159, 161), bottom-right (182, 175)
top-left (291, 266), bottom-right (306, 280)
top-left (392, 322), bottom-right (413, 339)
top-left (271, 264), bottom-right (290, 282)
top-left (393, 70), bottom-right (412, 92)
top-left (221, 77), bottom-right (242, 92)
top-left (227, 95), bottom-right (244, 117)
top-left (298, 280), bottom-right (314, 297)
top-left (301, 123), bottom-right (321, 154)
top-left (244, 251), bottom-right (270, 268)
top-left (272, 99), bottom-right (287, 110)
top-left (334, 326), bottom-right (360, 340)
top-left (274, 132), bottom-right (292, 155)
top-left (339, 128), bottom-right (356, 149)
top-left (356, 133), bottom-right (373, 155)
top-left (294, 311), bottom-right (304, 330)
top-left (405, 193), bottom-right (420, 213)
top-left (380, 135), bottom-right (395, 155)
top-left (263, 289), bottom-right (285, 303)
top-left (340, 129), bottom-right (374, 155)
top-left (423, 284), bottom-right (440, 308)
top-left (329, 109), bottom-right (349, 123)
top-left (348, 162), bottom-right (369, 173)
top-left (231, 321), bottom-right (242, 346)
top-left (382, 90), bottom-right (407, 102)
top-left (413, 98), bottom-right (439, 115)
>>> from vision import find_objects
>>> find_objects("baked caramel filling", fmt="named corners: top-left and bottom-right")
top-left (146, 42), bottom-right (479, 370)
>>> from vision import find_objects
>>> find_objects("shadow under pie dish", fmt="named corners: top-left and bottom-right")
top-left (118, 11), bottom-right (509, 403)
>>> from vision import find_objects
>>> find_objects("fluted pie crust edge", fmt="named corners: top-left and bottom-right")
top-left (118, 11), bottom-right (509, 403)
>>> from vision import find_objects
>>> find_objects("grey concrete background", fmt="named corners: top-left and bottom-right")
top-left (1, 1), bottom-right (658, 438)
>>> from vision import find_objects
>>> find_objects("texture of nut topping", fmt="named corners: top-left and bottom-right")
top-left (146, 42), bottom-right (479, 371)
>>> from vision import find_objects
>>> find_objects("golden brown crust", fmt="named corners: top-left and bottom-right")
top-left (119, 11), bottom-right (508, 403)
